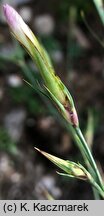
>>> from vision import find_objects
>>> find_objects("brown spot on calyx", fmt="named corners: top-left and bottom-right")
top-left (64, 95), bottom-right (69, 107)
top-left (64, 105), bottom-right (78, 127)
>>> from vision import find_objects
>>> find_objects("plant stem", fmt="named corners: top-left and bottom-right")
top-left (92, 186), bottom-right (101, 200)
top-left (74, 127), bottom-right (104, 190)
top-left (90, 179), bottom-right (104, 199)
top-left (65, 123), bottom-right (101, 199)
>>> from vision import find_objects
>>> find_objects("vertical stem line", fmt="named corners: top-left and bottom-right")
top-left (74, 127), bottom-right (103, 190)
top-left (66, 123), bottom-right (101, 198)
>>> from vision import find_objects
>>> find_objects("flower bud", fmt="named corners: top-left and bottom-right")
top-left (35, 147), bottom-right (92, 181)
top-left (3, 4), bottom-right (79, 126)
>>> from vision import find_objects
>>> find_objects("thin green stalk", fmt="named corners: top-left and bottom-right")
top-left (92, 186), bottom-right (101, 199)
top-left (74, 127), bottom-right (103, 190)
top-left (90, 178), bottom-right (104, 199)
top-left (65, 123), bottom-right (101, 199)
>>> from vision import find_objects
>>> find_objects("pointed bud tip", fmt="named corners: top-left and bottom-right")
top-left (34, 147), bottom-right (40, 152)
top-left (3, 4), bottom-right (7, 11)
top-left (3, 4), bottom-right (20, 30)
top-left (3, 4), bottom-right (12, 18)
top-left (3, 4), bottom-right (8, 18)
top-left (34, 147), bottom-right (43, 154)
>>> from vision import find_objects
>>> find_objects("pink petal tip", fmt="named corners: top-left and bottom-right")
top-left (3, 4), bottom-right (19, 29)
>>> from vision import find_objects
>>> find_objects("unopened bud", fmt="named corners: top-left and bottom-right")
top-left (3, 4), bottom-right (79, 127)
top-left (35, 147), bottom-right (92, 181)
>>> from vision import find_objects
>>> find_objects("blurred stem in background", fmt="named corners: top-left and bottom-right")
top-left (66, 6), bottom-right (77, 74)
top-left (93, 0), bottom-right (104, 25)
top-left (85, 110), bottom-right (95, 149)
top-left (81, 11), bottom-right (104, 48)
top-left (85, 110), bottom-right (100, 199)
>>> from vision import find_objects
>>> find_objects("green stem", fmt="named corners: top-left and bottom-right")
top-left (74, 127), bottom-right (103, 190)
top-left (90, 179), bottom-right (104, 199)
top-left (65, 123), bottom-right (101, 199)
top-left (92, 186), bottom-right (101, 200)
